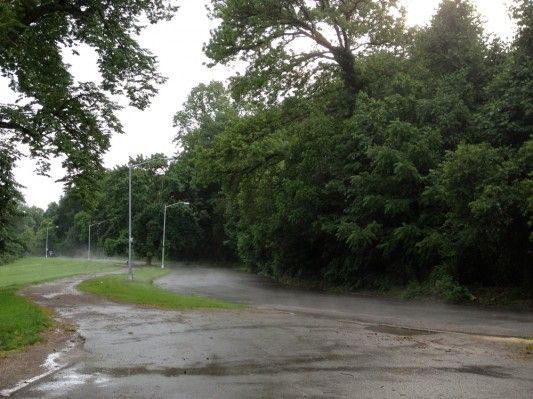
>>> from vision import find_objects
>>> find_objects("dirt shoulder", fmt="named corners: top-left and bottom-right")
top-left (0, 310), bottom-right (73, 391)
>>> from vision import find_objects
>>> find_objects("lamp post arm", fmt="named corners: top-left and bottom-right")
top-left (166, 201), bottom-right (190, 209)
top-left (129, 155), bottom-right (174, 170)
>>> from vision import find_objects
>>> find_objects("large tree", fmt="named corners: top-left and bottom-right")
top-left (414, 0), bottom-right (487, 83)
top-left (0, 0), bottom-right (178, 191)
top-left (205, 0), bottom-right (406, 102)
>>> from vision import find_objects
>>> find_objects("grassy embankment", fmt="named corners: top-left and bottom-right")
top-left (0, 257), bottom-right (120, 353)
top-left (78, 267), bottom-right (244, 310)
top-left (0, 288), bottom-right (50, 352)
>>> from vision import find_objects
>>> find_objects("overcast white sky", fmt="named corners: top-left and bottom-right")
top-left (9, 0), bottom-right (515, 209)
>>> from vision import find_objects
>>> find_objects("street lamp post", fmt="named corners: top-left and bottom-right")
top-left (128, 163), bottom-right (133, 280)
top-left (45, 225), bottom-right (58, 258)
top-left (161, 202), bottom-right (189, 269)
top-left (128, 156), bottom-right (173, 280)
top-left (88, 221), bottom-right (107, 260)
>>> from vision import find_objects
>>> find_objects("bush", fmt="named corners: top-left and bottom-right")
top-left (431, 265), bottom-right (473, 303)
top-left (403, 280), bottom-right (430, 299)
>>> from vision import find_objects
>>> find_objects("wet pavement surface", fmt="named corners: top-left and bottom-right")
top-left (157, 266), bottom-right (533, 338)
top-left (9, 267), bottom-right (533, 398)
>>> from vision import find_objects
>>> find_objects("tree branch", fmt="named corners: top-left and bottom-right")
top-left (0, 120), bottom-right (35, 137)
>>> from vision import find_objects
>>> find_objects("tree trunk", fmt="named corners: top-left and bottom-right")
top-left (332, 48), bottom-right (361, 94)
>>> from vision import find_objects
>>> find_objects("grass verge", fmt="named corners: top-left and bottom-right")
top-left (0, 257), bottom-right (120, 353)
top-left (78, 267), bottom-right (244, 310)
top-left (0, 289), bottom-right (50, 352)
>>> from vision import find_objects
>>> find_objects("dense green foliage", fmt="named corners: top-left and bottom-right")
top-left (78, 267), bottom-right (243, 309)
top-left (3, 1), bottom-right (531, 302)
top-left (193, 0), bottom-right (531, 298)
top-left (41, 152), bottom-right (228, 264)
top-left (0, 202), bottom-right (46, 264)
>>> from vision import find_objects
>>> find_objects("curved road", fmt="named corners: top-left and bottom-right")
top-left (157, 265), bottom-right (533, 338)
top-left (7, 266), bottom-right (533, 398)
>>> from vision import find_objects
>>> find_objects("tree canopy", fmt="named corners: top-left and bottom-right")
top-left (205, 0), bottom-right (407, 102)
top-left (0, 0), bottom-right (178, 188)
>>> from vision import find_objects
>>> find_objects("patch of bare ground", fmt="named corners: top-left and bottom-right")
top-left (477, 336), bottom-right (533, 361)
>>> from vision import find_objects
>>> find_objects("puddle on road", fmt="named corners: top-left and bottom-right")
top-left (366, 325), bottom-right (436, 336)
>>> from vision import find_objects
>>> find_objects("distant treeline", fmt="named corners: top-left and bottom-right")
top-left (2, 1), bottom-right (531, 301)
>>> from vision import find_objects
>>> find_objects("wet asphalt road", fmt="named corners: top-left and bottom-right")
top-left (9, 267), bottom-right (533, 398)
top-left (157, 265), bottom-right (533, 338)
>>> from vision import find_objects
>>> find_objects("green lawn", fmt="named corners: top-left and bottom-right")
top-left (0, 257), bottom-right (121, 289)
top-left (0, 257), bottom-right (120, 353)
top-left (78, 267), bottom-right (244, 310)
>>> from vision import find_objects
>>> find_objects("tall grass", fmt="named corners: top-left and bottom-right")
top-left (0, 289), bottom-right (49, 351)
top-left (0, 257), bottom-right (119, 352)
